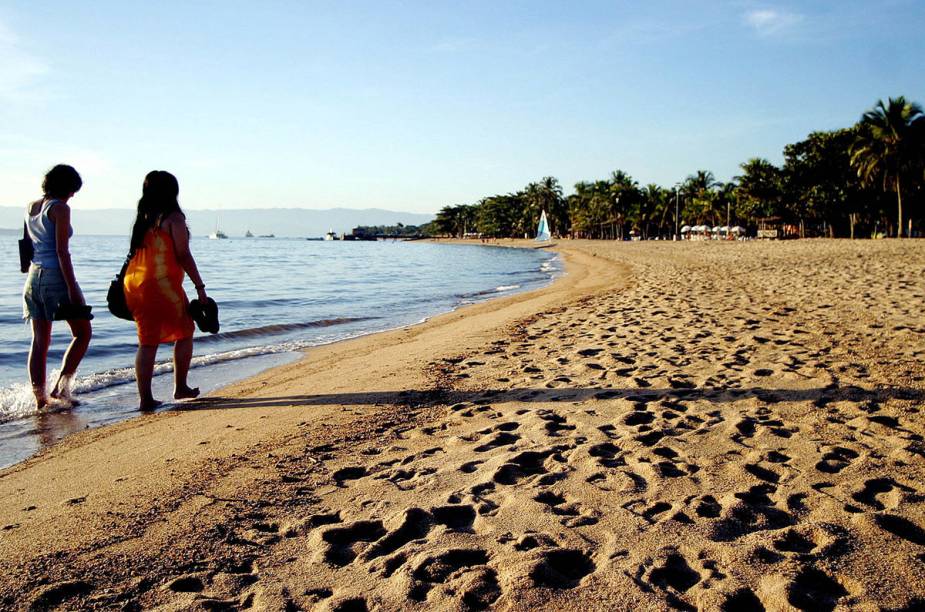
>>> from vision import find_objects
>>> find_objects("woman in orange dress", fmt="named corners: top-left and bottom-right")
top-left (124, 171), bottom-right (209, 410)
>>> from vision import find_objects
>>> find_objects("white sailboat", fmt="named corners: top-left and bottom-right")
top-left (209, 217), bottom-right (228, 240)
top-left (535, 210), bottom-right (551, 241)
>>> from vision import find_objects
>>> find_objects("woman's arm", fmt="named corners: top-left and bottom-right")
top-left (165, 213), bottom-right (208, 301)
top-left (50, 203), bottom-right (84, 305)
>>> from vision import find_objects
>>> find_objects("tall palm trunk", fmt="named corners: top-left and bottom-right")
top-left (896, 175), bottom-right (904, 238)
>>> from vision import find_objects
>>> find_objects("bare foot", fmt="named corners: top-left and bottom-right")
top-left (139, 399), bottom-right (163, 412)
top-left (174, 386), bottom-right (200, 401)
top-left (51, 375), bottom-right (75, 404)
top-left (47, 396), bottom-right (79, 410)
top-left (49, 392), bottom-right (81, 408)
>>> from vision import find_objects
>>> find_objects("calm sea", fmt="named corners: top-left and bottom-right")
top-left (0, 235), bottom-right (560, 468)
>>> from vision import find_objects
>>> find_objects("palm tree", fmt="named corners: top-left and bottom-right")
top-left (641, 184), bottom-right (666, 238)
top-left (522, 177), bottom-right (565, 237)
top-left (850, 97), bottom-right (925, 237)
top-left (608, 170), bottom-right (638, 240)
top-left (715, 181), bottom-right (737, 228)
top-left (683, 170), bottom-right (719, 225)
top-left (538, 176), bottom-right (567, 237)
top-left (522, 182), bottom-right (542, 237)
top-left (735, 158), bottom-right (784, 222)
top-left (434, 204), bottom-right (476, 237)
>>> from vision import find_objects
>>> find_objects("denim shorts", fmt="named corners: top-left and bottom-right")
top-left (23, 265), bottom-right (71, 321)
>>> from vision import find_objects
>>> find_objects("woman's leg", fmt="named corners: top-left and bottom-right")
top-left (28, 319), bottom-right (53, 408)
top-left (173, 336), bottom-right (199, 400)
top-left (135, 344), bottom-right (161, 410)
top-left (51, 318), bottom-right (92, 402)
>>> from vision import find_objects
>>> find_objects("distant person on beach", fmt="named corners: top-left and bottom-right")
top-left (124, 171), bottom-right (209, 410)
top-left (23, 164), bottom-right (93, 409)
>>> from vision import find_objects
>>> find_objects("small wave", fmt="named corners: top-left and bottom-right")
top-left (456, 284), bottom-right (522, 299)
top-left (0, 383), bottom-right (39, 422)
top-left (540, 256), bottom-right (559, 273)
top-left (0, 330), bottom-right (376, 422)
top-left (195, 317), bottom-right (378, 344)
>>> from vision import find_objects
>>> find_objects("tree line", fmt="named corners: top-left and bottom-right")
top-left (431, 97), bottom-right (925, 240)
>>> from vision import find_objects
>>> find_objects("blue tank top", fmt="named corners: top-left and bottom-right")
top-left (25, 199), bottom-right (72, 269)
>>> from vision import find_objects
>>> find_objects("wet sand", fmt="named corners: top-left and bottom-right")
top-left (1, 239), bottom-right (924, 611)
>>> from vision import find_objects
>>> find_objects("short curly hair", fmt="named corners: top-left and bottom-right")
top-left (42, 164), bottom-right (83, 198)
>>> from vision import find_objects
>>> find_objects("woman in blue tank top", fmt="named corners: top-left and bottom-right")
top-left (22, 165), bottom-right (93, 409)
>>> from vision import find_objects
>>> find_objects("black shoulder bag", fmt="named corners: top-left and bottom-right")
top-left (107, 253), bottom-right (134, 321)
top-left (18, 222), bottom-right (33, 273)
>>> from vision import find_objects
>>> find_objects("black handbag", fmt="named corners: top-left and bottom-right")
top-left (107, 255), bottom-right (134, 321)
top-left (18, 222), bottom-right (33, 273)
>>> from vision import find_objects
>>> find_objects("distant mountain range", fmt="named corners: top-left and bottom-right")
top-left (0, 207), bottom-right (434, 238)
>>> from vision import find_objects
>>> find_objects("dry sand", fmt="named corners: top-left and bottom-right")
top-left (1, 239), bottom-right (924, 611)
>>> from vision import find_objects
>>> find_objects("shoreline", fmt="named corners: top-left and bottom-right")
top-left (1, 239), bottom-right (924, 610)
top-left (1, 240), bottom-right (596, 475)
top-left (0, 241), bottom-right (617, 596)
top-left (0, 240), bottom-right (560, 470)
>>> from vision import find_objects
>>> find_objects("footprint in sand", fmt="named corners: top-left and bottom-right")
top-left (814, 446), bottom-right (859, 474)
top-left (638, 548), bottom-right (706, 608)
top-left (407, 548), bottom-right (497, 605)
top-left (528, 548), bottom-right (596, 589)
top-left (491, 448), bottom-right (563, 485)
top-left (784, 567), bottom-right (848, 612)
top-left (473, 432), bottom-right (520, 453)
top-left (850, 478), bottom-right (915, 511)
top-left (708, 484), bottom-right (794, 542)
top-left (315, 520), bottom-right (387, 566)
top-left (874, 514), bottom-right (925, 546)
top-left (533, 490), bottom-right (600, 527)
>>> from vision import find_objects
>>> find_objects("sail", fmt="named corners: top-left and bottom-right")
top-left (535, 210), bottom-right (551, 241)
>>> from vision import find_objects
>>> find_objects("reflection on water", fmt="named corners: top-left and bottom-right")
top-left (35, 409), bottom-right (86, 450)
top-left (0, 350), bottom-right (299, 469)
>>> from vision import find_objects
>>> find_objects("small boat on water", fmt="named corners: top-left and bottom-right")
top-left (209, 217), bottom-right (228, 240)
top-left (259, 234), bottom-right (275, 238)
top-left (535, 210), bottom-right (551, 241)
top-left (244, 230), bottom-right (254, 238)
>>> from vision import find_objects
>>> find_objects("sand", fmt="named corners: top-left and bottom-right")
top-left (1, 239), bottom-right (924, 611)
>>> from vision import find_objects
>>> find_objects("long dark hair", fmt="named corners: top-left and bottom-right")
top-left (130, 171), bottom-right (183, 254)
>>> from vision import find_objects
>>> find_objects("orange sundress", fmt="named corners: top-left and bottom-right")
top-left (123, 226), bottom-right (195, 345)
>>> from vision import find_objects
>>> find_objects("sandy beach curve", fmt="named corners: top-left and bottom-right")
top-left (1, 239), bottom-right (924, 611)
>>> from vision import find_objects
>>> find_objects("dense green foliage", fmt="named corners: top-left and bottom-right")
top-left (433, 97), bottom-right (924, 239)
top-left (352, 223), bottom-right (430, 237)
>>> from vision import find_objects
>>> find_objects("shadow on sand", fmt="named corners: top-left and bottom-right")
top-left (185, 384), bottom-right (922, 414)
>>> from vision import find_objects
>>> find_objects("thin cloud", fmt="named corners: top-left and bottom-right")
top-left (743, 8), bottom-right (804, 36)
top-left (429, 37), bottom-right (478, 53)
top-left (0, 18), bottom-right (48, 100)
top-left (600, 17), bottom-right (710, 48)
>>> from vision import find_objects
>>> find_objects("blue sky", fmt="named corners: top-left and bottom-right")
top-left (1, 1), bottom-right (923, 213)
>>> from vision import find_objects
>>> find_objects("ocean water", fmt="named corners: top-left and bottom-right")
top-left (0, 235), bottom-right (560, 468)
